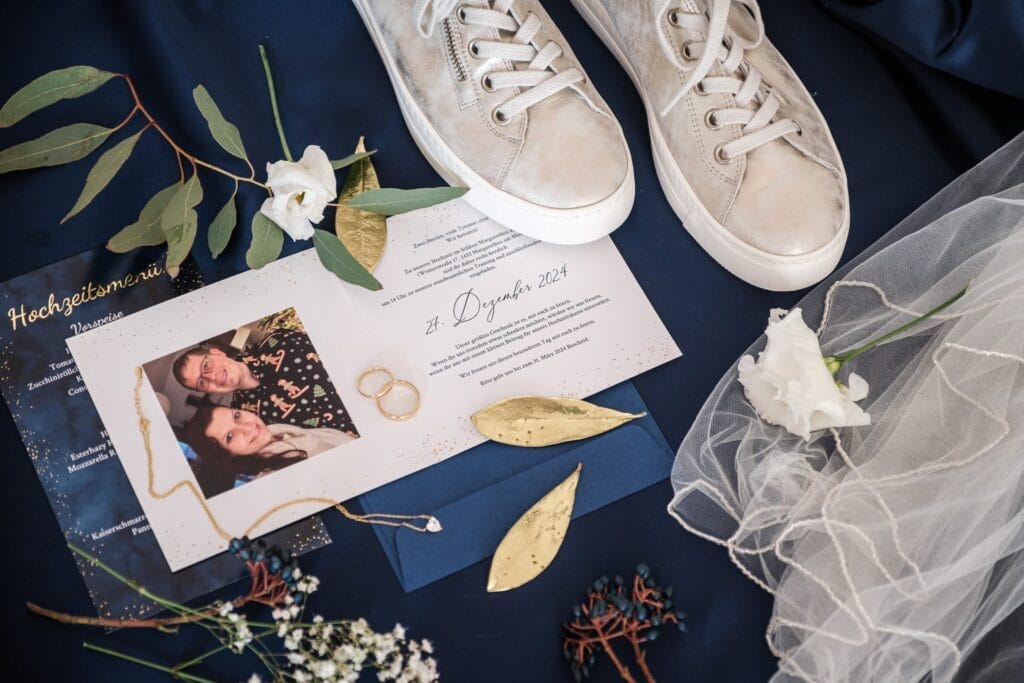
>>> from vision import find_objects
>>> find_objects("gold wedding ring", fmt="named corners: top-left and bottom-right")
top-left (357, 367), bottom-right (395, 398)
top-left (357, 367), bottom-right (421, 420)
top-left (377, 379), bottom-right (421, 421)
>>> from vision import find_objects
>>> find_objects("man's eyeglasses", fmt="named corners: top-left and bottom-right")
top-left (195, 354), bottom-right (218, 391)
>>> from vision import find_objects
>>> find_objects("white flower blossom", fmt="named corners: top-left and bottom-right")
top-left (738, 307), bottom-right (870, 440)
top-left (260, 145), bottom-right (337, 241)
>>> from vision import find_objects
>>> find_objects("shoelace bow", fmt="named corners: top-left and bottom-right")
top-left (657, 0), bottom-right (799, 161)
top-left (412, 0), bottom-right (584, 123)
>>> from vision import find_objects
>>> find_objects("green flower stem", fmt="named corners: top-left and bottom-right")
top-left (826, 285), bottom-right (968, 373)
top-left (258, 44), bottom-right (294, 162)
top-left (83, 643), bottom-right (218, 683)
top-left (68, 543), bottom-right (190, 615)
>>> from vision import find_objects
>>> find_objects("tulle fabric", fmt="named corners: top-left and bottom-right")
top-left (669, 132), bottom-right (1024, 682)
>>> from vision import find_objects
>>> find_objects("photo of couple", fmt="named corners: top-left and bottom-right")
top-left (142, 307), bottom-right (359, 498)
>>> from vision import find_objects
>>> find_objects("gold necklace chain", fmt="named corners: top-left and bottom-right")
top-left (133, 367), bottom-right (438, 544)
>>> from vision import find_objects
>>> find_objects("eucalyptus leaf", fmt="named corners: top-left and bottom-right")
top-left (346, 186), bottom-right (468, 216)
top-left (207, 193), bottom-right (238, 259)
top-left (161, 174), bottom-right (204, 238)
top-left (335, 137), bottom-right (386, 272)
top-left (192, 85), bottom-right (249, 161)
top-left (164, 209), bottom-right (198, 277)
top-left (487, 463), bottom-right (582, 592)
top-left (330, 149), bottom-right (376, 170)
top-left (161, 174), bottom-right (203, 277)
top-left (0, 66), bottom-right (116, 128)
top-left (471, 396), bottom-right (645, 447)
top-left (246, 212), bottom-right (284, 269)
top-left (107, 182), bottom-right (181, 253)
top-left (312, 229), bottom-right (381, 291)
top-left (62, 129), bottom-right (144, 223)
top-left (0, 123), bottom-right (112, 174)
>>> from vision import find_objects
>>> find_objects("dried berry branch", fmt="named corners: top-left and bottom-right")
top-left (562, 564), bottom-right (687, 683)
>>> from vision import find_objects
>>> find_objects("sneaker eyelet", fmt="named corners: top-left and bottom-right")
top-left (492, 108), bottom-right (511, 126)
top-left (668, 9), bottom-right (681, 26)
top-left (794, 123), bottom-right (803, 136)
top-left (481, 74), bottom-right (496, 92)
top-left (681, 41), bottom-right (699, 61)
top-left (468, 39), bottom-right (481, 57)
top-left (704, 109), bottom-right (721, 130)
top-left (714, 144), bottom-right (732, 165)
top-left (456, 5), bottom-right (469, 23)
top-left (694, 82), bottom-right (709, 96)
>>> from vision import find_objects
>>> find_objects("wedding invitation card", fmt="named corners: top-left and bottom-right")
top-left (0, 247), bottom-right (330, 619)
top-left (69, 200), bottom-right (681, 571)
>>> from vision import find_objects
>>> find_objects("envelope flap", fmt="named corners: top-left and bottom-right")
top-left (390, 423), bottom-right (671, 591)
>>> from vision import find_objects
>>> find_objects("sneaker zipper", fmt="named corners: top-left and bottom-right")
top-left (442, 18), bottom-right (469, 82)
top-left (442, 16), bottom-right (477, 109)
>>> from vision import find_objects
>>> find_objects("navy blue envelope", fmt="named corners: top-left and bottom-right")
top-left (358, 382), bottom-right (672, 592)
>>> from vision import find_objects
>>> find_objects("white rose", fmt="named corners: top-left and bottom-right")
top-left (738, 307), bottom-right (870, 440)
top-left (260, 145), bottom-right (337, 241)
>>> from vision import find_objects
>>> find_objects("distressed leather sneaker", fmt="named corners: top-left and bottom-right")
top-left (571, 0), bottom-right (849, 290)
top-left (354, 0), bottom-right (635, 244)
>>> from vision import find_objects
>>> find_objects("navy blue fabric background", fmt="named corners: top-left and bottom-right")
top-left (0, 1), bottom-right (1021, 681)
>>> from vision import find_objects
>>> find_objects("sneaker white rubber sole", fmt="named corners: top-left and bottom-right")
top-left (353, 0), bottom-right (636, 245)
top-left (570, 0), bottom-right (850, 291)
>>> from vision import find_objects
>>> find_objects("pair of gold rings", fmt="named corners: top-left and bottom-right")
top-left (356, 367), bottom-right (421, 421)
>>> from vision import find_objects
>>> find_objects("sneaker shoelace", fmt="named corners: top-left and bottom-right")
top-left (412, 0), bottom-right (584, 124)
top-left (656, 0), bottom-right (800, 162)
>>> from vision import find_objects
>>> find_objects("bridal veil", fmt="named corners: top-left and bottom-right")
top-left (669, 132), bottom-right (1024, 682)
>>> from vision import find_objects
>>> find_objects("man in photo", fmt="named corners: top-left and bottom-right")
top-left (171, 327), bottom-right (358, 436)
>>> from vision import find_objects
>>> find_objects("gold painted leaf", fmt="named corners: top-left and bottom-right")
top-left (471, 396), bottom-right (646, 447)
top-left (487, 463), bottom-right (582, 592)
top-left (335, 136), bottom-right (386, 272)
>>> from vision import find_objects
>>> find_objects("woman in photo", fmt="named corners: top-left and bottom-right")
top-left (183, 404), bottom-right (352, 497)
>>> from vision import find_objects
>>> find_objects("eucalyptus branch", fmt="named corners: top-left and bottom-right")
top-left (118, 73), bottom-right (264, 190)
top-left (0, 61), bottom-right (468, 291)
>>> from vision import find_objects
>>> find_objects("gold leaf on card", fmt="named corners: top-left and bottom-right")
top-left (471, 396), bottom-right (646, 447)
top-left (335, 136), bottom-right (386, 272)
top-left (487, 463), bottom-right (582, 592)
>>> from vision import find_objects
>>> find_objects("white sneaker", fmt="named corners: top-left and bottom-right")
top-left (354, 0), bottom-right (635, 244)
top-left (571, 0), bottom-right (850, 290)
